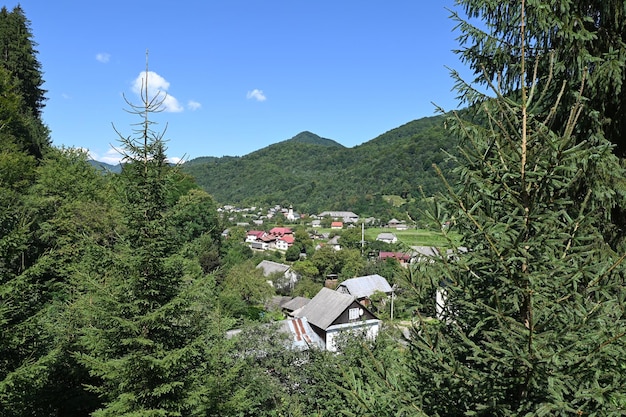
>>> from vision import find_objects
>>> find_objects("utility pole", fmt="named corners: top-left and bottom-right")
top-left (361, 222), bottom-right (365, 256)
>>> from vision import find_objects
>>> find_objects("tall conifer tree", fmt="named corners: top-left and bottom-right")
top-left (451, 0), bottom-right (626, 248)
top-left (402, 2), bottom-right (626, 414)
top-left (76, 58), bottom-right (218, 416)
top-left (340, 2), bottom-right (626, 415)
top-left (0, 5), bottom-right (46, 117)
top-left (0, 5), bottom-right (49, 158)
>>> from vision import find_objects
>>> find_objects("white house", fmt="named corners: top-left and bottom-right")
top-left (294, 288), bottom-right (380, 352)
top-left (376, 232), bottom-right (398, 244)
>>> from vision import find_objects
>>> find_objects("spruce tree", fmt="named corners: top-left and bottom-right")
top-left (451, 0), bottom-right (626, 248)
top-left (76, 60), bottom-right (218, 416)
top-left (0, 5), bottom-right (47, 117)
top-left (0, 148), bottom-right (109, 416)
top-left (0, 6), bottom-right (49, 158)
top-left (338, 2), bottom-right (626, 415)
top-left (401, 3), bottom-right (626, 415)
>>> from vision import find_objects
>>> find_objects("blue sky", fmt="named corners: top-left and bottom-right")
top-left (18, 0), bottom-right (470, 164)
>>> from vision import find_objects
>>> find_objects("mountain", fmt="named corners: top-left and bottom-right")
top-left (181, 114), bottom-right (459, 217)
top-left (89, 159), bottom-right (122, 173)
top-left (282, 131), bottom-right (345, 148)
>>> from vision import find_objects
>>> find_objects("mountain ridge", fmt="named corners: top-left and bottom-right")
top-left (181, 114), bottom-right (458, 217)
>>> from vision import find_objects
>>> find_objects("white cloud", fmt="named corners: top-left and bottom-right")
top-left (132, 71), bottom-right (184, 113)
top-left (187, 100), bottom-right (201, 111)
top-left (246, 89), bottom-right (267, 102)
top-left (167, 156), bottom-right (183, 164)
top-left (96, 52), bottom-right (110, 63)
top-left (89, 147), bottom-right (123, 165)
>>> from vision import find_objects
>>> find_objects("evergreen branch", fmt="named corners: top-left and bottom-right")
top-left (561, 188), bottom-right (592, 259)
top-left (433, 163), bottom-right (502, 258)
top-left (587, 251), bottom-right (626, 289)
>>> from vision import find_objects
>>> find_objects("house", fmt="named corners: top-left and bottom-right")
top-left (281, 296), bottom-right (311, 316)
top-left (387, 218), bottom-right (401, 227)
top-left (246, 230), bottom-right (266, 243)
top-left (226, 317), bottom-right (324, 351)
top-left (311, 219), bottom-right (322, 228)
top-left (256, 260), bottom-right (299, 289)
top-left (265, 295), bottom-right (293, 312)
top-left (376, 232), bottom-right (398, 244)
top-left (336, 274), bottom-right (393, 305)
top-left (294, 287), bottom-right (381, 352)
top-left (250, 241), bottom-right (270, 251)
top-left (277, 317), bottom-right (325, 350)
top-left (379, 251), bottom-right (413, 266)
top-left (318, 211), bottom-right (359, 224)
top-left (275, 234), bottom-right (295, 251)
top-left (327, 235), bottom-right (341, 251)
top-left (269, 227), bottom-right (293, 237)
top-left (330, 221), bottom-right (343, 229)
top-left (411, 246), bottom-right (441, 262)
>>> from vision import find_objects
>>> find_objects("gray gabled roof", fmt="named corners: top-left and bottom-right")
top-left (281, 296), bottom-right (310, 312)
top-left (336, 274), bottom-right (393, 299)
top-left (295, 287), bottom-right (356, 330)
top-left (376, 232), bottom-right (397, 241)
top-left (318, 211), bottom-right (359, 223)
top-left (411, 246), bottom-right (441, 258)
top-left (256, 260), bottom-right (290, 277)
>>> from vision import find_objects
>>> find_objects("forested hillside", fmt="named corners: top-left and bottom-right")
top-left (182, 115), bottom-right (457, 216)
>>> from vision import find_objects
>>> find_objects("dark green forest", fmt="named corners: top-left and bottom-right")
top-left (3, 1), bottom-right (626, 416)
top-left (180, 116), bottom-right (458, 218)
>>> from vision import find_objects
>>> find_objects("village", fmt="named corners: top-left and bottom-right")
top-left (218, 204), bottom-right (453, 352)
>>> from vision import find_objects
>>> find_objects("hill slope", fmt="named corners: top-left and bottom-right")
top-left (181, 115), bottom-right (458, 215)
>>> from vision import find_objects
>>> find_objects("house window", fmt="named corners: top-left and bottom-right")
top-left (349, 308), bottom-right (360, 321)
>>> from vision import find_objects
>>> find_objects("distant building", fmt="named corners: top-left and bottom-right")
top-left (378, 251), bottom-right (413, 265)
top-left (318, 211), bottom-right (359, 223)
top-left (269, 227), bottom-right (293, 237)
top-left (336, 274), bottom-right (393, 305)
top-left (256, 260), bottom-right (299, 289)
top-left (246, 230), bottom-right (266, 242)
top-left (376, 232), bottom-right (398, 244)
top-left (276, 235), bottom-right (295, 251)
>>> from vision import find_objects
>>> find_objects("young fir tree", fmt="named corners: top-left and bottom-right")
top-left (401, 3), bottom-right (626, 415)
top-left (76, 60), bottom-right (218, 416)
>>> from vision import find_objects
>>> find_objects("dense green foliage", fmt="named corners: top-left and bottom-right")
top-left (0, 5), bottom-right (49, 158)
top-left (340, 2), bottom-right (626, 415)
top-left (452, 0), bottom-right (626, 249)
top-left (182, 117), bottom-right (458, 217)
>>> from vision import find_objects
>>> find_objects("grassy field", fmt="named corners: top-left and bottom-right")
top-left (316, 226), bottom-right (458, 248)
top-left (364, 227), bottom-right (457, 247)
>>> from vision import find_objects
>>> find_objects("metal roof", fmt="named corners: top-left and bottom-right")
top-left (278, 317), bottom-right (325, 350)
top-left (376, 232), bottom-right (397, 241)
top-left (295, 287), bottom-right (356, 330)
top-left (336, 274), bottom-right (393, 299)
top-left (256, 260), bottom-right (290, 277)
top-left (281, 296), bottom-right (310, 312)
